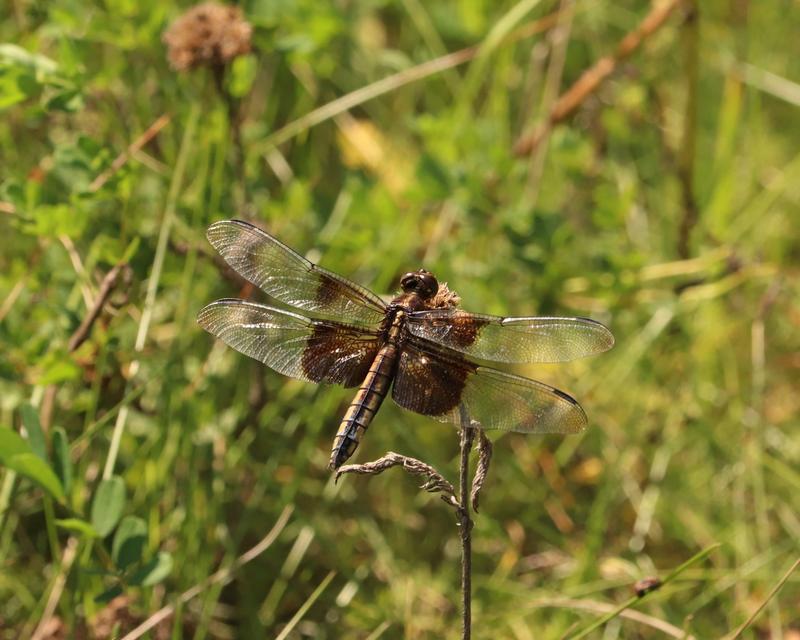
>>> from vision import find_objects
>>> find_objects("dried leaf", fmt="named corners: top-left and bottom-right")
top-left (336, 451), bottom-right (456, 502)
top-left (470, 429), bottom-right (493, 512)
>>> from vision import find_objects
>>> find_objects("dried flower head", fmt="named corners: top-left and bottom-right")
top-left (163, 2), bottom-right (252, 71)
top-left (430, 282), bottom-right (461, 309)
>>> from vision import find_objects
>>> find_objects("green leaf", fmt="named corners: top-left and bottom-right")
top-left (91, 235), bottom-right (139, 266)
top-left (416, 153), bottom-right (452, 200)
top-left (43, 86), bottom-right (84, 113)
top-left (0, 427), bottom-right (29, 458)
top-left (0, 44), bottom-right (59, 74)
top-left (229, 54), bottom-right (257, 98)
top-left (0, 427), bottom-right (65, 501)
top-left (29, 203), bottom-right (88, 239)
top-left (0, 68), bottom-right (34, 110)
top-left (6, 453), bottom-right (65, 502)
top-left (112, 516), bottom-right (147, 570)
top-left (129, 552), bottom-right (173, 587)
top-left (95, 584), bottom-right (123, 604)
top-left (52, 427), bottom-right (72, 493)
top-left (121, 237), bottom-right (140, 263)
top-left (51, 136), bottom-right (106, 194)
top-left (19, 404), bottom-right (46, 461)
top-left (56, 518), bottom-right (98, 538)
top-left (33, 350), bottom-right (82, 385)
top-left (0, 45), bottom-right (80, 114)
top-left (91, 476), bottom-right (126, 537)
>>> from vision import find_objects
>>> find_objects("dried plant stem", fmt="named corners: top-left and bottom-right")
top-left (514, 0), bottom-right (684, 156)
top-left (37, 114), bottom-right (169, 428)
top-left (336, 452), bottom-right (456, 499)
top-left (120, 505), bottom-right (293, 640)
top-left (529, 597), bottom-right (694, 638)
top-left (566, 543), bottom-right (719, 640)
top-left (28, 537), bottom-right (79, 640)
top-left (260, 10), bottom-right (564, 151)
top-left (337, 407), bottom-right (490, 640)
top-left (40, 263), bottom-right (126, 429)
top-left (470, 430), bottom-right (493, 512)
top-left (87, 114), bottom-right (171, 192)
top-left (67, 264), bottom-right (125, 352)
top-left (102, 103), bottom-right (199, 480)
top-left (522, 0), bottom-right (575, 208)
top-left (457, 412), bottom-right (476, 640)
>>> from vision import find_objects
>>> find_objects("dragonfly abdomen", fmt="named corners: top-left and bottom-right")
top-left (329, 335), bottom-right (400, 469)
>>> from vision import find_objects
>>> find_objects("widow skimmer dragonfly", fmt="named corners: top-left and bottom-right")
top-left (198, 220), bottom-right (614, 469)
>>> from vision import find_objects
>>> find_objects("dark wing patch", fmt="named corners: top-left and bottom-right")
top-left (207, 220), bottom-right (387, 327)
top-left (406, 309), bottom-right (614, 363)
top-left (198, 299), bottom-right (380, 387)
top-left (301, 322), bottom-right (380, 387)
top-left (392, 339), bottom-right (587, 434)
top-left (391, 342), bottom-right (474, 418)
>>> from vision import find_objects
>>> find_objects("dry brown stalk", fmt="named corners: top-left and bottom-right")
top-left (529, 597), bottom-right (695, 638)
top-left (161, 3), bottom-right (254, 206)
top-left (470, 429), bottom-right (493, 513)
top-left (29, 537), bottom-right (79, 640)
top-left (457, 421), bottom-right (476, 640)
top-left (514, 0), bottom-right (685, 156)
top-left (88, 114), bottom-right (172, 192)
top-left (36, 116), bottom-right (167, 430)
top-left (40, 263), bottom-right (128, 429)
top-left (336, 412), bottom-right (490, 640)
top-left (263, 10), bottom-right (565, 150)
top-left (336, 452), bottom-right (456, 502)
top-left (67, 264), bottom-right (127, 352)
top-left (119, 505), bottom-right (293, 640)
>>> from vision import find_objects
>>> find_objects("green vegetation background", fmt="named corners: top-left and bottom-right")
top-left (1, 0), bottom-right (798, 638)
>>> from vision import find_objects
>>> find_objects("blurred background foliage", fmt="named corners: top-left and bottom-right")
top-left (1, 0), bottom-right (799, 637)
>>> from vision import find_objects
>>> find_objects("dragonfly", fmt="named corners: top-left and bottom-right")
top-left (198, 220), bottom-right (614, 469)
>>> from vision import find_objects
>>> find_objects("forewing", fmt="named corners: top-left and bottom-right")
top-left (392, 340), bottom-right (587, 434)
top-left (406, 309), bottom-right (614, 363)
top-left (207, 220), bottom-right (387, 326)
top-left (198, 299), bottom-right (381, 387)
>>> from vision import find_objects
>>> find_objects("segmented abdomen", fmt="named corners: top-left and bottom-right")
top-left (329, 344), bottom-right (397, 469)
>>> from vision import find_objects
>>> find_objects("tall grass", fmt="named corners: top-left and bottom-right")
top-left (1, 1), bottom-right (798, 637)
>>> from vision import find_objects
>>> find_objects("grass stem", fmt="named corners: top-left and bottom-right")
top-left (724, 556), bottom-right (800, 640)
top-left (259, 10), bottom-right (563, 151)
top-left (677, 0), bottom-right (699, 259)
top-left (102, 103), bottom-right (199, 480)
top-left (566, 543), bottom-right (720, 640)
top-left (274, 571), bottom-right (335, 640)
top-left (120, 505), bottom-right (293, 640)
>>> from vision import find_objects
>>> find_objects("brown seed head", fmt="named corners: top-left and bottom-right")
top-left (163, 2), bottom-right (252, 71)
top-left (429, 281), bottom-right (461, 309)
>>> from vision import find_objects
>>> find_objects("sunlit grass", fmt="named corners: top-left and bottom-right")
top-left (1, 0), bottom-right (799, 638)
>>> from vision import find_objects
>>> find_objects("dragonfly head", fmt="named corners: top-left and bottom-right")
top-left (400, 269), bottom-right (439, 300)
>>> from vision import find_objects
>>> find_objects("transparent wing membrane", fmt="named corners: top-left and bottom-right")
top-left (198, 299), bottom-right (381, 387)
top-left (207, 220), bottom-right (387, 327)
